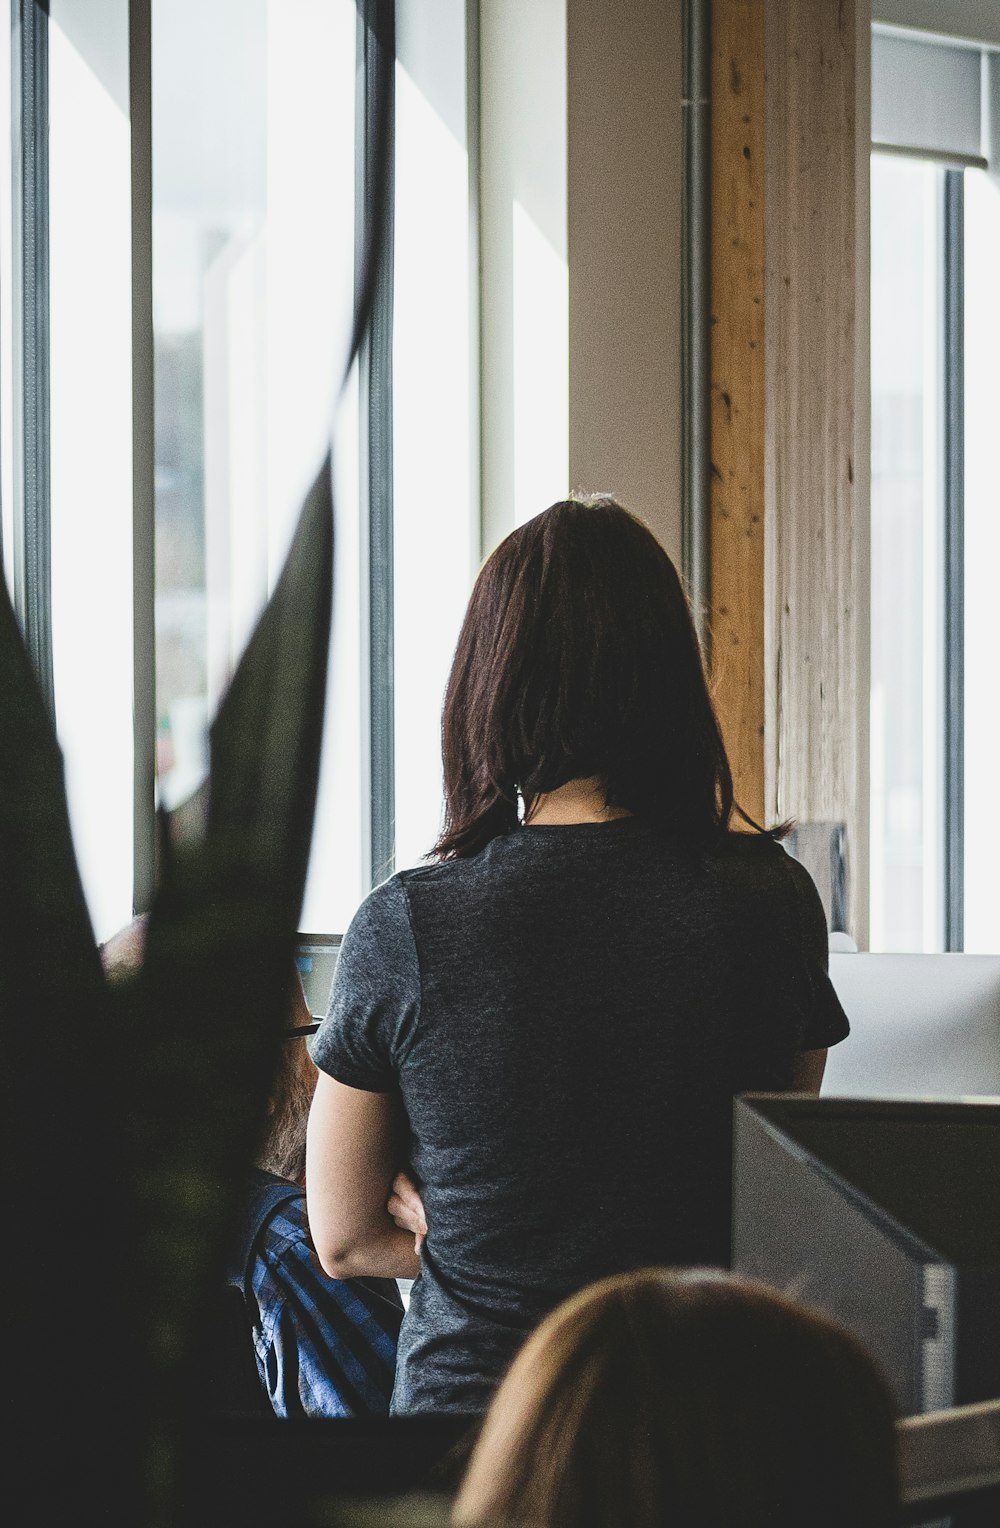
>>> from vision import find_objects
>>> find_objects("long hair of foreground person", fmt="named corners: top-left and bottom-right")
top-left (435, 497), bottom-right (737, 859)
top-left (453, 1268), bottom-right (900, 1528)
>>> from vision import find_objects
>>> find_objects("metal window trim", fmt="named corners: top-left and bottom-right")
top-left (12, 0), bottom-right (53, 717)
top-left (356, 0), bottom-right (395, 890)
top-left (129, 0), bottom-right (156, 913)
top-left (942, 167), bottom-right (964, 951)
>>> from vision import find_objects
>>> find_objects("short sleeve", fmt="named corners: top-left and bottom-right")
top-left (309, 876), bottom-right (421, 1092)
top-left (781, 854), bottom-right (851, 1051)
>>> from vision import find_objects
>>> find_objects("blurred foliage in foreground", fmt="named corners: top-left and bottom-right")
top-left (0, 462), bottom-right (332, 1526)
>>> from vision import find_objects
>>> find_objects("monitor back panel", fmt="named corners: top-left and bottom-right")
top-left (732, 1098), bottom-right (1000, 1414)
top-left (732, 1100), bottom-right (929, 1411)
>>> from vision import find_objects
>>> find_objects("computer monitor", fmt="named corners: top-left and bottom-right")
top-left (732, 1096), bottom-right (1000, 1416)
top-left (826, 953), bottom-right (1000, 1099)
top-left (294, 934), bottom-right (341, 1020)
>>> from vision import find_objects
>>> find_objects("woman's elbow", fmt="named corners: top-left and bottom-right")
top-left (316, 1249), bottom-right (355, 1280)
top-left (311, 1227), bottom-right (364, 1280)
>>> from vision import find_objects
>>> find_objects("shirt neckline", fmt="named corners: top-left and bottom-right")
top-left (517, 815), bottom-right (646, 836)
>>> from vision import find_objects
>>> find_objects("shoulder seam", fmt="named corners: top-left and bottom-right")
top-left (393, 876), bottom-right (424, 1063)
top-left (396, 861), bottom-right (443, 884)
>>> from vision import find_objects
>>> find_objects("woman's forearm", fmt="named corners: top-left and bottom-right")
top-left (306, 1071), bottom-right (422, 1281)
top-left (312, 1215), bottom-right (420, 1281)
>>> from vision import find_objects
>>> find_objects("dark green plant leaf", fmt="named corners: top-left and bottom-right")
top-left (125, 458), bottom-right (333, 1515)
top-left (0, 573), bottom-right (143, 1522)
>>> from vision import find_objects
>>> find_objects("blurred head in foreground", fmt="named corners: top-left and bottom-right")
top-left (454, 1268), bottom-right (900, 1528)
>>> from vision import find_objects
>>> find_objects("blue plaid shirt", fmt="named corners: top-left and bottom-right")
top-left (238, 1171), bottom-right (402, 1417)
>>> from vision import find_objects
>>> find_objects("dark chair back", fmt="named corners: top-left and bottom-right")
top-left (196, 1287), bottom-right (274, 1419)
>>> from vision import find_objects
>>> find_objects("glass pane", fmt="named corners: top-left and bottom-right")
top-left (49, 0), bottom-right (134, 941)
top-left (152, 0), bottom-right (362, 932)
top-left (963, 167), bottom-right (1000, 953)
top-left (869, 153), bottom-right (944, 952)
top-left (392, 0), bottom-right (477, 870)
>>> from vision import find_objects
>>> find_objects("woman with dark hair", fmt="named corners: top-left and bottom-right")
top-left (307, 497), bottom-right (849, 1413)
top-left (453, 1269), bottom-right (900, 1528)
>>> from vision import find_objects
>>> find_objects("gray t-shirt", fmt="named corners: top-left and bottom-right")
top-left (311, 819), bottom-right (849, 1414)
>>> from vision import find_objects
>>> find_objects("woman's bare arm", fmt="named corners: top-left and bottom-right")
top-left (306, 1071), bottom-right (421, 1280)
top-left (789, 1047), bottom-right (827, 1094)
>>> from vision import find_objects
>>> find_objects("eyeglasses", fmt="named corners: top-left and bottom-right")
top-left (283, 1021), bottom-right (321, 1040)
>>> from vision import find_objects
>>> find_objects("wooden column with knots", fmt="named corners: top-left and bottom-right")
top-left (708, 0), bottom-right (869, 939)
top-left (709, 0), bottom-right (766, 828)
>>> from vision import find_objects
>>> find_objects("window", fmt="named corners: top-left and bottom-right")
top-left (151, 0), bottom-right (363, 934)
top-left (869, 23), bottom-right (1000, 951)
top-left (962, 166), bottom-right (1000, 953)
top-left (869, 154), bottom-right (944, 952)
top-left (392, 0), bottom-right (478, 870)
top-left (1, 0), bottom-right (484, 942)
top-left (48, 0), bottom-right (135, 941)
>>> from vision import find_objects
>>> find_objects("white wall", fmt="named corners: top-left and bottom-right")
top-left (479, 0), bottom-right (569, 551)
top-left (567, 0), bottom-right (684, 561)
top-left (478, 0), bottom-right (685, 562)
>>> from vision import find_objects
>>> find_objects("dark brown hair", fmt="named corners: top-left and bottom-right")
top-left (454, 1269), bottom-right (900, 1528)
top-left (435, 497), bottom-right (735, 858)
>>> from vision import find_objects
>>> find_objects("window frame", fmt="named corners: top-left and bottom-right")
top-left (5, 0), bottom-right (411, 921)
top-left (11, 0), bottom-right (54, 719)
top-left (941, 165), bottom-right (964, 952)
top-left (357, 0), bottom-right (396, 890)
top-left (869, 150), bottom-right (966, 951)
top-left (869, 21), bottom-right (998, 950)
top-left (130, 0), bottom-right (156, 910)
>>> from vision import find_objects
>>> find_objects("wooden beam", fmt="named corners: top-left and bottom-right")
top-left (709, 0), bottom-right (868, 933)
top-left (709, 0), bottom-right (766, 825)
top-left (764, 0), bottom-right (865, 931)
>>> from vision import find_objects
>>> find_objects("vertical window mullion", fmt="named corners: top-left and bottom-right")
top-left (357, 0), bottom-right (395, 890)
top-left (943, 167), bottom-right (964, 951)
top-left (12, 0), bottom-right (53, 716)
top-left (129, 0), bottom-right (156, 913)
